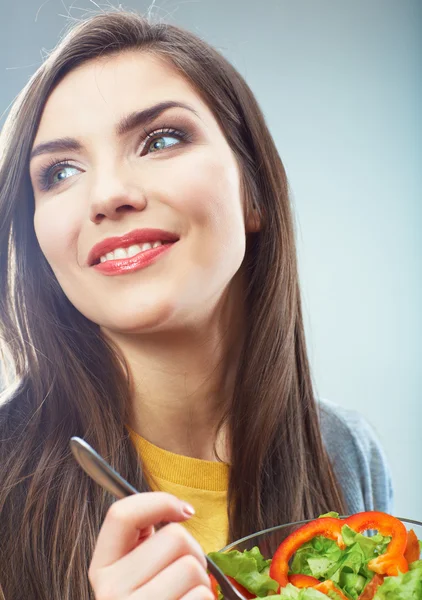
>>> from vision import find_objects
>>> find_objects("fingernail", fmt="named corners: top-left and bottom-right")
top-left (182, 503), bottom-right (195, 517)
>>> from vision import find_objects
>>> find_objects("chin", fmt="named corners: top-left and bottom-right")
top-left (96, 302), bottom-right (178, 335)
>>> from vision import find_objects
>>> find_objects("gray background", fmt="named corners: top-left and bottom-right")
top-left (1, 0), bottom-right (421, 520)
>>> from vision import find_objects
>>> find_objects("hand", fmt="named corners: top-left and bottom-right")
top-left (89, 492), bottom-right (213, 600)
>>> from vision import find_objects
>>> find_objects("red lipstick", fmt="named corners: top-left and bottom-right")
top-left (88, 228), bottom-right (179, 276)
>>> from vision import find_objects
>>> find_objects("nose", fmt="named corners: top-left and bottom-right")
top-left (88, 164), bottom-right (147, 224)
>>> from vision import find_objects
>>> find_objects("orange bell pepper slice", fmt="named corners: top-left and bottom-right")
top-left (269, 517), bottom-right (345, 588)
top-left (209, 573), bottom-right (220, 600)
top-left (357, 574), bottom-right (385, 600)
top-left (404, 528), bottom-right (421, 564)
top-left (227, 576), bottom-right (255, 599)
top-left (209, 573), bottom-right (256, 599)
top-left (314, 580), bottom-right (349, 600)
top-left (288, 574), bottom-right (348, 600)
top-left (344, 511), bottom-right (408, 576)
top-left (288, 574), bottom-right (320, 588)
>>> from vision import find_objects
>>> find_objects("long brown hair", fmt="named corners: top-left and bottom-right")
top-left (0, 10), bottom-right (346, 599)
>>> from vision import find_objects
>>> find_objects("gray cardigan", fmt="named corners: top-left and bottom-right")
top-left (318, 398), bottom-right (394, 515)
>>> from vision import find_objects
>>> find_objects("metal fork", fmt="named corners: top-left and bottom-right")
top-left (70, 436), bottom-right (246, 600)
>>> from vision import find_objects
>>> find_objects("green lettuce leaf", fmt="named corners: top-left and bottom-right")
top-left (373, 559), bottom-right (422, 599)
top-left (208, 547), bottom-right (279, 597)
top-left (290, 524), bottom-right (392, 600)
top-left (270, 584), bottom-right (332, 599)
top-left (291, 536), bottom-right (343, 577)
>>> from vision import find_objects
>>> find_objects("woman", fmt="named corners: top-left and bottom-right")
top-left (0, 10), bottom-right (392, 600)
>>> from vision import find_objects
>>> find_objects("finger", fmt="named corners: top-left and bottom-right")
top-left (131, 555), bottom-right (211, 599)
top-left (137, 524), bottom-right (155, 543)
top-left (90, 492), bottom-right (194, 570)
top-left (180, 586), bottom-right (215, 600)
top-left (107, 522), bottom-right (207, 593)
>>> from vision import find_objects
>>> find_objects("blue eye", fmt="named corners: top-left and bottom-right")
top-left (147, 135), bottom-right (181, 153)
top-left (144, 127), bottom-right (191, 154)
top-left (37, 160), bottom-right (81, 192)
top-left (51, 164), bottom-right (79, 184)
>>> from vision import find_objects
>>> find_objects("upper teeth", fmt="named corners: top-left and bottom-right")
top-left (99, 241), bottom-right (164, 263)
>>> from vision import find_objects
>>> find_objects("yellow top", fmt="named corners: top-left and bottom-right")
top-left (127, 426), bottom-right (230, 554)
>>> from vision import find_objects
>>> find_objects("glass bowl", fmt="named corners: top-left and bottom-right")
top-left (220, 515), bottom-right (422, 558)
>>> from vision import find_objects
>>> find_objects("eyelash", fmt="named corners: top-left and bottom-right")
top-left (36, 125), bottom-right (192, 192)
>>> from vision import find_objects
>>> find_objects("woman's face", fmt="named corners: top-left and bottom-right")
top-left (30, 51), bottom-right (258, 334)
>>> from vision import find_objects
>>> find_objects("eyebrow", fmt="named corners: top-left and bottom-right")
top-left (30, 100), bottom-right (200, 161)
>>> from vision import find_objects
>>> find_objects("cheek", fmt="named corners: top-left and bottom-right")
top-left (33, 202), bottom-right (80, 271)
top-left (164, 153), bottom-right (246, 283)
top-left (168, 152), bottom-right (244, 233)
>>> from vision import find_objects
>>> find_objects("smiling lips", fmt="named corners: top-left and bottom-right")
top-left (88, 228), bottom-right (179, 275)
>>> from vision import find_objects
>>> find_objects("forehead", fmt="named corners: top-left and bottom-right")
top-left (34, 51), bottom-right (207, 141)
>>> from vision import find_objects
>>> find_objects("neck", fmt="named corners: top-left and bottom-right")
top-left (104, 283), bottom-right (245, 462)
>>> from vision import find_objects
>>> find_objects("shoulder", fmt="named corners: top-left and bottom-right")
top-left (316, 397), bottom-right (394, 515)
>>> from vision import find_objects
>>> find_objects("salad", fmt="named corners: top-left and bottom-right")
top-left (208, 511), bottom-right (422, 600)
